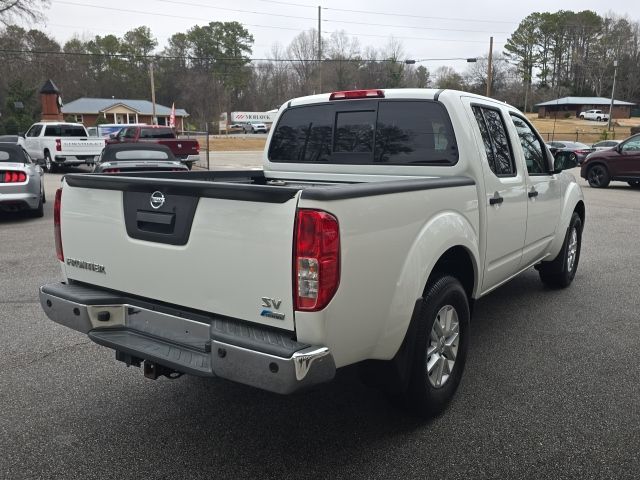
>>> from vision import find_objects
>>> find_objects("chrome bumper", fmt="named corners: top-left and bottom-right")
top-left (39, 283), bottom-right (335, 394)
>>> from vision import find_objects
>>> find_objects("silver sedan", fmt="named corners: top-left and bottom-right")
top-left (0, 143), bottom-right (45, 217)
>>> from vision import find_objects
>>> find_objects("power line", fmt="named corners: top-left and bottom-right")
top-left (52, 0), bottom-right (305, 32)
top-left (154, 0), bottom-right (315, 21)
top-left (53, 0), bottom-right (507, 36)
top-left (323, 6), bottom-right (516, 25)
top-left (0, 47), bottom-right (420, 63)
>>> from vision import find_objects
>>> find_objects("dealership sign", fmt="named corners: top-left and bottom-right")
top-left (231, 111), bottom-right (277, 123)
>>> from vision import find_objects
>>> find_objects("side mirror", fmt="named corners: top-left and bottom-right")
top-left (553, 151), bottom-right (578, 171)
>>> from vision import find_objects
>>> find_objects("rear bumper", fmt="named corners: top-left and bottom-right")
top-left (178, 154), bottom-right (200, 164)
top-left (0, 191), bottom-right (39, 210)
top-left (39, 282), bottom-right (335, 394)
top-left (54, 155), bottom-right (97, 165)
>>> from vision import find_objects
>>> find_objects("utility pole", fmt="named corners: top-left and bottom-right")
top-left (318, 5), bottom-right (322, 93)
top-left (607, 60), bottom-right (618, 132)
top-left (149, 62), bottom-right (157, 125)
top-left (486, 36), bottom-right (493, 97)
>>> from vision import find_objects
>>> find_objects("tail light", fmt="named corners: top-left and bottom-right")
top-left (54, 188), bottom-right (63, 261)
top-left (195, 141), bottom-right (200, 153)
top-left (329, 89), bottom-right (384, 100)
top-left (103, 168), bottom-right (121, 173)
top-left (294, 209), bottom-right (340, 311)
top-left (2, 171), bottom-right (27, 183)
top-left (55, 139), bottom-right (61, 152)
top-left (575, 150), bottom-right (591, 155)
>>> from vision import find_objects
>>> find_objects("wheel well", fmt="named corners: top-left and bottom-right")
top-left (428, 246), bottom-right (475, 300)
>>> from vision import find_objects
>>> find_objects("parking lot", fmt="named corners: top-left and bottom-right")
top-left (1, 168), bottom-right (638, 479)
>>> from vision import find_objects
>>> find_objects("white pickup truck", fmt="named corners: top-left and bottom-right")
top-left (40, 89), bottom-right (585, 416)
top-left (23, 122), bottom-right (105, 172)
top-left (579, 109), bottom-right (609, 122)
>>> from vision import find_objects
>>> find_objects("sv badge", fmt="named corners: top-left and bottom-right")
top-left (261, 297), bottom-right (282, 310)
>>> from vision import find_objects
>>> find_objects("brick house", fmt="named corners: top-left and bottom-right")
top-left (536, 97), bottom-right (635, 119)
top-left (61, 98), bottom-right (189, 130)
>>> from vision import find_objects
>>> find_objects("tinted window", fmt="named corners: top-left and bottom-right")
top-left (334, 111), bottom-right (375, 153)
top-left (140, 128), bottom-right (174, 139)
top-left (122, 128), bottom-right (136, 139)
top-left (269, 104), bottom-right (333, 162)
top-left (510, 114), bottom-right (549, 175)
top-left (472, 106), bottom-right (515, 176)
top-left (44, 125), bottom-right (87, 137)
top-left (269, 100), bottom-right (457, 165)
top-left (375, 101), bottom-right (457, 164)
top-left (26, 125), bottom-right (43, 137)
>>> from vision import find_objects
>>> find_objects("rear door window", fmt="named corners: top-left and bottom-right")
top-left (268, 100), bottom-right (458, 165)
top-left (140, 128), bottom-right (174, 139)
top-left (44, 125), bottom-right (87, 137)
top-left (472, 106), bottom-right (515, 176)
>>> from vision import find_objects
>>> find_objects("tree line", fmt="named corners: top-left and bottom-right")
top-left (0, 8), bottom-right (638, 133)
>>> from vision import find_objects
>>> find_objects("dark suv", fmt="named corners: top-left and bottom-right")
top-left (581, 134), bottom-right (640, 189)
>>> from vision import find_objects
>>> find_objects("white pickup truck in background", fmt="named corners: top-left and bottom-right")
top-left (40, 89), bottom-right (585, 416)
top-left (579, 109), bottom-right (609, 121)
top-left (23, 122), bottom-right (105, 172)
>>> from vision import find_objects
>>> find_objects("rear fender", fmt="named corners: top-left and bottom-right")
top-left (544, 180), bottom-right (584, 262)
top-left (369, 211), bottom-right (480, 360)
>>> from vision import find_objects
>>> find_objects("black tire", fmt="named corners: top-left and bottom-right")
top-left (580, 115), bottom-right (585, 120)
top-left (569, 152), bottom-right (577, 164)
top-left (586, 164), bottom-right (610, 188)
top-left (31, 187), bottom-right (44, 218)
top-left (44, 152), bottom-right (53, 173)
top-left (628, 180), bottom-right (640, 189)
top-left (403, 275), bottom-right (470, 417)
top-left (596, 116), bottom-right (602, 121)
top-left (537, 211), bottom-right (582, 288)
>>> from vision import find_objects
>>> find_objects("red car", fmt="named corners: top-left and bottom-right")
top-left (581, 134), bottom-right (640, 189)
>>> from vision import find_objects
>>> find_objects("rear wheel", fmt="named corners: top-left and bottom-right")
top-left (537, 212), bottom-right (582, 288)
top-left (580, 115), bottom-right (585, 120)
top-left (31, 186), bottom-right (44, 218)
top-left (403, 275), bottom-right (470, 417)
top-left (587, 164), bottom-right (610, 188)
top-left (44, 152), bottom-right (53, 173)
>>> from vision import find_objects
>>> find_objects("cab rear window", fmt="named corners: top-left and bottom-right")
top-left (269, 100), bottom-right (458, 165)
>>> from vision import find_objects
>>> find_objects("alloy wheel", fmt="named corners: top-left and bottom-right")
top-left (426, 305), bottom-right (460, 388)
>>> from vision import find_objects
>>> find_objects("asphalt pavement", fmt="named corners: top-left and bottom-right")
top-left (1, 167), bottom-right (638, 479)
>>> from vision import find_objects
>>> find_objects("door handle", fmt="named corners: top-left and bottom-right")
top-left (489, 192), bottom-right (504, 205)
top-left (528, 189), bottom-right (539, 198)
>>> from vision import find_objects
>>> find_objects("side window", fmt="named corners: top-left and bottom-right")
top-left (123, 128), bottom-right (136, 139)
top-left (26, 125), bottom-right (42, 137)
top-left (621, 137), bottom-right (640, 152)
top-left (472, 106), bottom-right (515, 177)
top-left (509, 114), bottom-right (550, 175)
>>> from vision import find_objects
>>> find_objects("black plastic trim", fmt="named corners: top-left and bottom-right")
top-left (301, 176), bottom-right (475, 201)
top-left (64, 171), bottom-right (299, 204)
top-left (211, 317), bottom-right (310, 358)
top-left (434, 89), bottom-right (445, 101)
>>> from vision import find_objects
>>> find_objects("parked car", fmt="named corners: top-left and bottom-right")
top-left (581, 133), bottom-right (640, 188)
top-left (242, 122), bottom-right (267, 134)
top-left (0, 143), bottom-right (45, 217)
top-left (226, 124), bottom-right (245, 134)
top-left (547, 141), bottom-right (593, 165)
top-left (93, 143), bottom-right (189, 174)
top-left (22, 122), bottom-right (105, 172)
top-left (105, 125), bottom-right (200, 169)
top-left (579, 109), bottom-right (609, 122)
top-left (40, 88), bottom-right (585, 417)
top-left (591, 140), bottom-right (621, 151)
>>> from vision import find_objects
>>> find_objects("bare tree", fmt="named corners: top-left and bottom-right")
top-left (0, 0), bottom-right (49, 26)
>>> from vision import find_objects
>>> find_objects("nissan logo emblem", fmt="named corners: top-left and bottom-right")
top-left (150, 191), bottom-right (165, 209)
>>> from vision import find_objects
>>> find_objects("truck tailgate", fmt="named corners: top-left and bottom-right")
top-left (59, 175), bottom-right (300, 331)
top-left (61, 138), bottom-right (105, 156)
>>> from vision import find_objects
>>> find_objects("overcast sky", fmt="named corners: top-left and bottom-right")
top-left (37, 0), bottom-right (640, 73)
